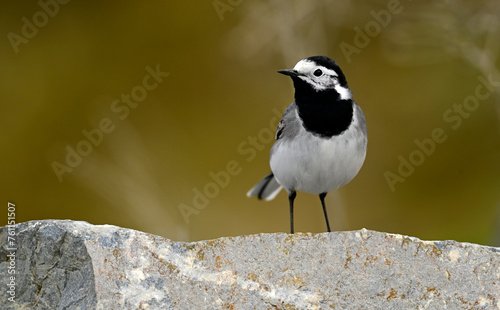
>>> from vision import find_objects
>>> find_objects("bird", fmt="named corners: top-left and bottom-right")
top-left (247, 56), bottom-right (367, 234)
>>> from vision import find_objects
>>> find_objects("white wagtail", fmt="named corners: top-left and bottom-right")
top-left (247, 56), bottom-right (367, 233)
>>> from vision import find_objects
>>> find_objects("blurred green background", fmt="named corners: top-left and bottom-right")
top-left (2, 0), bottom-right (500, 245)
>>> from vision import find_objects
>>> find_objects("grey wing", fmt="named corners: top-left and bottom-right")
top-left (247, 103), bottom-right (300, 201)
top-left (275, 119), bottom-right (285, 140)
top-left (354, 102), bottom-right (368, 137)
top-left (275, 102), bottom-right (300, 141)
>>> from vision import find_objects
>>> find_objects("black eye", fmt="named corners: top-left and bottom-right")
top-left (313, 69), bottom-right (323, 77)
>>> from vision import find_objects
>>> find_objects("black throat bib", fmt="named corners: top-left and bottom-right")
top-left (293, 79), bottom-right (354, 138)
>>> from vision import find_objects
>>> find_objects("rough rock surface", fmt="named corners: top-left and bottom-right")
top-left (1, 220), bottom-right (499, 309)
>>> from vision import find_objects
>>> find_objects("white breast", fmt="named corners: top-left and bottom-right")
top-left (270, 105), bottom-right (367, 194)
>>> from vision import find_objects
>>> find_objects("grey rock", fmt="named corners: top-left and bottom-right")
top-left (1, 220), bottom-right (499, 309)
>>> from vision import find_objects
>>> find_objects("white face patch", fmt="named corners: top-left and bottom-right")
top-left (292, 59), bottom-right (352, 100)
top-left (334, 85), bottom-right (352, 100)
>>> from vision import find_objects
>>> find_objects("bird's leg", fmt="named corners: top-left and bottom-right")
top-left (288, 191), bottom-right (297, 234)
top-left (319, 193), bottom-right (331, 232)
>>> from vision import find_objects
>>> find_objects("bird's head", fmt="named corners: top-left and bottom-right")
top-left (278, 56), bottom-right (352, 100)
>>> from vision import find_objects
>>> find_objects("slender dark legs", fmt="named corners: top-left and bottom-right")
top-left (288, 191), bottom-right (297, 234)
top-left (288, 191), bottom-right (331, 233)
top-left (319, 193), bottom-right (331, 232)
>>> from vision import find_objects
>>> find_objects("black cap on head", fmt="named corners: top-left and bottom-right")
top-left (305, 56), bottom-right (348, 87)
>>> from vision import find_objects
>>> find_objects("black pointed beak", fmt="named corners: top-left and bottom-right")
top-left (277, 69), bottom-right (299, 77)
